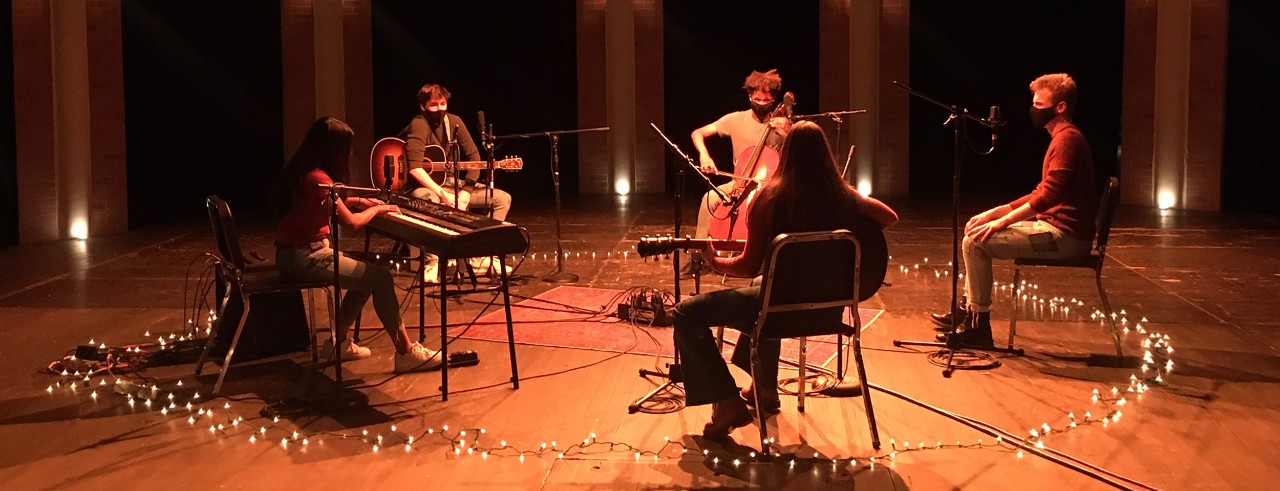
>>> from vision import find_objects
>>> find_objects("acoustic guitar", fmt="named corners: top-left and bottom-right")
top-left (369, 137), bottom-right (523, 192)
top-left (637, 217), bottom-right (888, 301)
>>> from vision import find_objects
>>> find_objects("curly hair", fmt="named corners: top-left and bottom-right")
top-left (743, 69), bottom-right (783, 96)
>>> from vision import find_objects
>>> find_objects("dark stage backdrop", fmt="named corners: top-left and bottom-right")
top-left (1224, 2), bottom-right (1280, 214)
top-left (1, 0), bottom-right (16, 247)
top-left (662, 1), bottom-right (819, 197)
top-left (909, 1), bottom-right (1123, 202)
top-left (371, 1), bottom-right (578, 204)
top-left (121, 0), bottom-right (283, 226)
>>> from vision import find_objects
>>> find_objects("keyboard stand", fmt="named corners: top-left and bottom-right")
top-left (420, 252), bottom-right (520, 400)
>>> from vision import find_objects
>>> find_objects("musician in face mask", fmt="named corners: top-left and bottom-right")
top-left (397, 83), bottom-right (515, 280)
top-left (685, 69), bottom-right (792, 277)
top-left (930, 73), bottom-right (1101, 347)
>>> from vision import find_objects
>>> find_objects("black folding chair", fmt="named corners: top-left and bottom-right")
top-left (1008, 177), bottom-right (1124, 356)
top-left (196, 196), bottom-right (335, 395)
top-left (749, 229), bottom-right (881, 456)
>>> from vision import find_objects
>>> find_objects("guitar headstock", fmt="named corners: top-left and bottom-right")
top-left (636, 236), bottom-right (677, 258)
top-left (496, 156), bottom-right (523, 170)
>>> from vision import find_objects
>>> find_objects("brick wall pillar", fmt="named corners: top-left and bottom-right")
top-left (12, 0), bottom-right (126, 243)
top-left (280, 0), bottom-right (373, 185)
top-left (342, 0), bottom-right (374, 183)
top-left (576, 0), bottom-right (663, 195)
top-left (1122, 0), bottom-right (1226, 211)
top-left (818, 0), bottom-right (909, 197)
top-left (280, 0), bottom-right (316, 166)
top-left (576, 0), bottom-right (608, 194)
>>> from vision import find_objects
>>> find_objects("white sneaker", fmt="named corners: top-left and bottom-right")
top-left (321, 338), bottom-right (372, 361)
top-left (421, 260), bottom-right (440, 284)
top-left (468, 256), bottom-right (513, 277)
top-left (394, 342), bottom-right (444, 373)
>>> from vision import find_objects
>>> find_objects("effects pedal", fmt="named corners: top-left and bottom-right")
top-left (616, 289), bottom-right (673, 326)
top-left (447, 350), bottom-right (480, 368)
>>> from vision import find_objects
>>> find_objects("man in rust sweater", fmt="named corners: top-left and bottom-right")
top-left (932, 73), bottom-right (1099, 346)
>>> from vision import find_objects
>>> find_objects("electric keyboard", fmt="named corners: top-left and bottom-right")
top-left (368, 194), bottom-right (528, 259)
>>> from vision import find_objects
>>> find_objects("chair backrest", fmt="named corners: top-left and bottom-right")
top-left (755, 230), bottom-right (862, 339)
top-left (1094, 176), bottom-right (1120, 255)
top-left (206, 196), bottom-right (248, 272)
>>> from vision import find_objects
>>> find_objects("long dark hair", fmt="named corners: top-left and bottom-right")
top-left (272, 116), bottom-right (354, 217)
top-left (757, 121), bottom-right (860, 231)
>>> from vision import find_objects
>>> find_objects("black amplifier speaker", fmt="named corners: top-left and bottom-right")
top-left (209, 276), bottom-right (312, 363)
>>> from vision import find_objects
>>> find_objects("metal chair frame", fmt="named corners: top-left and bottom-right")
top-left (749, 229), bottom-right (881, 456)
top-left (196, 196), bottom-right (336, 395)
top-left (1008, 177), bottom-right (1123, 356)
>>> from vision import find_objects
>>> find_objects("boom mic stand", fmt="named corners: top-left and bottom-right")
top-left (791, 110), bottom-right (867, 167)
top-left (889, 81), bottom-right (1023, 378)
top-left (477, 111), bottom-right (496, 219)
top-left (625, 124), bottom-right (732, 413)
top-left (494, 126), bottom-right (609, 283)
top-left (264, 182), bottom-right (384, 417)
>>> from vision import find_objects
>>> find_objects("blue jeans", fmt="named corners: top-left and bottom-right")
top-left (275, 239), bottom-right (402, 336)
top-left (963, 220), bottom-right (1091, 312)
top-left (672, 284), bottom-right (781, 406)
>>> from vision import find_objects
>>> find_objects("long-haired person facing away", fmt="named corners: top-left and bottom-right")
top-left (673, 121), bottom-right (898, 440)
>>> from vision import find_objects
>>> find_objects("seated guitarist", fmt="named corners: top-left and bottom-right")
top-left (399, 83), bottom-right (514, 277)
top-left (672, 121), bottom-right (898, 440)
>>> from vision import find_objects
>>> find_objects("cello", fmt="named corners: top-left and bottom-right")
top-left (707, 91), bottom-right (794, 241)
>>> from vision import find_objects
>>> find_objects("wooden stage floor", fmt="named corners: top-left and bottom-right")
top-left (1, 194), bottom-right (1277, 490)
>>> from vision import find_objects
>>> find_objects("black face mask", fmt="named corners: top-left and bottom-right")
top-left (425, 110), bottom-right (445, 125)
top-left (750, 101), bottom-right (774, 118)
top-left (1028, 105), bottom-right (1056, 128)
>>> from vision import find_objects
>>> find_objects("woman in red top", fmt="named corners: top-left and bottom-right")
top-left (672, 121), bottom-right (898, 440)
top-left (273, 116), bottom-right (442, 373)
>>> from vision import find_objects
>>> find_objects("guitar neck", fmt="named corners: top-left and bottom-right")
top-left (427, 160), bottom-right (515, 171)
top-left (636, 237), bottom-right (746, 257)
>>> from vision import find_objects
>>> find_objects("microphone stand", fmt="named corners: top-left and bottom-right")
top-left (478, 112), bottom-right (496, 219)
top-left (265, 181), bottom-right (383, 417)
top-left (444, 117), bottom-right (463, 210)
top-left (624, 123), bottom-right (716, 413)
top-left (792, 109), bottom-right (866, 186)
top-left (649, 123), bottom-right (728, 294)
top-left (888, 82), bottom-right (1022, 378)
top-left (494, 126), bottom-right (609, 283)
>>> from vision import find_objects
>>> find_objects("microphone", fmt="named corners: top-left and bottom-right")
top-left (988, 106), bottom-right (1002, 147)
top-left (477, 110), bottom-right (487, 144)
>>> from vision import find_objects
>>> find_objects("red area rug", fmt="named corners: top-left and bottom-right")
top-left (447, 286), bottom-right (883, 363)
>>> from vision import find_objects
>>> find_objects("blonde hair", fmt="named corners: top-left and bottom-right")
top-left (1029, 73), bottom-right (1077, 116)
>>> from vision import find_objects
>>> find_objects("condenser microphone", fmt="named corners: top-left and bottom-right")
top-left (989, 106), bottom-right (1002, 147)
top-left (477, 110), bottom-right (487, 144)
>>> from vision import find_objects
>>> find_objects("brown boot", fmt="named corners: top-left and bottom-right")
top-left (702, 396), bottom-right (753, 440)
top-left (740, 384), bottom-right (782, 415)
